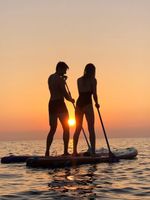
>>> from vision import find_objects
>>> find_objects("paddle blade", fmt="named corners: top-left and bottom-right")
top-left (108, 151), bottom-right (120, 163)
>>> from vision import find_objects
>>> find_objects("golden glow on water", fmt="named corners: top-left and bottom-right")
top-left (69, 139), bottom-right (73, 151)
top-left (0, 138), bottom-right (149, 200)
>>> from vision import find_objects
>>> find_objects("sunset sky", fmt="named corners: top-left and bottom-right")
top-left (0, 0), bottom-right (150, 140)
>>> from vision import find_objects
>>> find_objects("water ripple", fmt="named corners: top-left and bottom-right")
top-left (0, 138), bottom-right (150, 200)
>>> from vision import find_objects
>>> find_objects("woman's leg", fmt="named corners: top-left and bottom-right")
top-left (73, 108), bottom-right (83, 155)
top-left (84, 105), bottom-right (96, 154)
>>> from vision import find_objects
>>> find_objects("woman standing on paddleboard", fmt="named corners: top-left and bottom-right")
top-left (73, 63), bottom-right (100, 156)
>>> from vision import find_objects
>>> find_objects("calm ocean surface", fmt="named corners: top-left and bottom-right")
top-left (0, 137), bottom-right (150, 200)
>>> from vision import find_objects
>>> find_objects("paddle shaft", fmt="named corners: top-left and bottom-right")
top-left (65, 82), bottom-right (92, 151)
top-left (97, 108), bottom-right (112, 153)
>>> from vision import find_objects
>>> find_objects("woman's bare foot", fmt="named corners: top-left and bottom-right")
top-left (45, 151), bottom-right (49, 157)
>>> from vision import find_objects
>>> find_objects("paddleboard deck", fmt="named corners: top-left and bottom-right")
top-left (1, 155), bottom-right (34, 164)
top-left (1, 147), bottom-right (138, 168)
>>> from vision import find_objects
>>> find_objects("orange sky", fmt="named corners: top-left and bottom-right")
top-left (0, 1), bottom-right (150, 140)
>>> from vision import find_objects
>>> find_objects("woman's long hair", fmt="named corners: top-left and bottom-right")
top-left (83, 63), bottom-right (96, 79)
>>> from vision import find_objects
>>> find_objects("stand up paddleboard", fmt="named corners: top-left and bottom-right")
top-left (1, 147), bottom-right (138, 168)
top-left (1, 155), bottom-right (35, 164)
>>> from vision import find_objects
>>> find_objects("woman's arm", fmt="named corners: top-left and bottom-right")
top-left (92, 79), bottom-right (100, 108)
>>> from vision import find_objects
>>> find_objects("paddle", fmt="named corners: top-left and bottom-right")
top-left (97, 108), bottom-right (119, 162)
top-left (64, 80), bottom-right (92, 153)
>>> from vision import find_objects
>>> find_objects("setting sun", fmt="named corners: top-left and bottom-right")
top-left (68, 118), bottom-right (76, 126)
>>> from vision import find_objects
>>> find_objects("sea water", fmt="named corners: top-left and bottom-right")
top-left (0, 138), bottom-right (150, 200)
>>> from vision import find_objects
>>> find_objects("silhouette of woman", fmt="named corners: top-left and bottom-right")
top-left (73, 63), bottom-right (100, 155)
